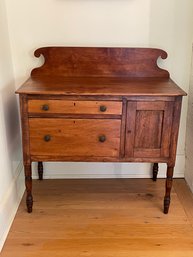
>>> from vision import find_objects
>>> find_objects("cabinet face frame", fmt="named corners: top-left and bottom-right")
top-left (21, 95), bottom-right (181, 165)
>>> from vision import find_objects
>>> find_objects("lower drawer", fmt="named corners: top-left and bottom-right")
top-left (29, 118), bottom-right (121, 157)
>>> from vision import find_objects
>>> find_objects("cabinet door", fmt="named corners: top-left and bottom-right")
top-left (125, 101), bottom-right (174, 158)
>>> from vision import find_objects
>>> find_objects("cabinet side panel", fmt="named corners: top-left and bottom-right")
top-left (19, 95), bottom-right (31, 165)
top-left (161, 102), bottom-right (174, 157)
top-left (168, 96), bottom-right (182, 166)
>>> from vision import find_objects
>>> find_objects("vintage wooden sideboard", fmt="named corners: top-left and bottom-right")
top-left (16, 47), bottom-right (186, 214)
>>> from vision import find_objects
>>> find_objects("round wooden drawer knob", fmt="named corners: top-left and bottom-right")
top-left (44, 135), bottom-right (51, 142)
top-left (99, 135), bottom-right (106, 143)
top-left (100, 105), bottom-right (107, 112)
top-left (42, 104), bottom-right (49, 111)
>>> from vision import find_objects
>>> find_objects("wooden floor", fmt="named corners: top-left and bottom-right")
top-left (1, 178), bottom-right (193, 257)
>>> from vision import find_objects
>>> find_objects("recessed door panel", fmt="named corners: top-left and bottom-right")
top-left (125, 101), bottom-right (173, 159)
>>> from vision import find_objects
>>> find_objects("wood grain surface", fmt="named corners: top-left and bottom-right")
top-left (31, 47), bottom-right (169, 78)
top-left (16, 77), bottom-right (186, 96)
top-left (16, 47), bottom-right (186, 214)
top-left (1, 179), bottom-right (193, 257)
top-left (125, 101), bottom-right (173, 159)
top-left (29, 118), bottom-right (121, 157)
top-left (28, 100), bottom-right (122, 115)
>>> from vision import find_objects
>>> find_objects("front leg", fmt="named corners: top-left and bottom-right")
top-left (24, 163), bottom-right (33, 213)
top-left (164, 166), bottom-right (174, 214)
top-left (38, 162), bottom-right (43, 180)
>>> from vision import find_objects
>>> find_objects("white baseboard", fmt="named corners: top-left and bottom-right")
top-left (0, 161), bottom-right (25, 252)
top-left (32, 154), bottom-right (185, 179)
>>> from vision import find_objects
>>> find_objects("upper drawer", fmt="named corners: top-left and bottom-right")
top-left (28, 100), bottom-right (122, 115)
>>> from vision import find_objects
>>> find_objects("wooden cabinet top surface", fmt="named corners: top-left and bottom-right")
top-left (16, 76), bottom-right (186, 97)
top-left (16, 47), bottom-right (186, 97)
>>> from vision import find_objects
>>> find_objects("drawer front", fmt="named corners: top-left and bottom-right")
top-left (28, 100), bottom-right (122, 115)
top-left (29, 118), bottom-right (121, 157)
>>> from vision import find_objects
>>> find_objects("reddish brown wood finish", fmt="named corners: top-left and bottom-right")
top-left (19, 95), bottom-right (31, 165)
top-left (164, 166), bottom-right (174, 214)
top-left (28, 100), bottom-right (122, 115)
top-left (168, 96), bottom-right (183, 167)
top-left (16, 77), bottom-right (186, 97)
top-left (31, 47), bottom-right (169, 78)
top-left (29, 118), bottom-right (121, 157)
top-left (24, 164), bottom-right (33, 213)
top-left (16, 47), bottom-right (186, 214)
top-left (125, 101), bottom-right (173, 159)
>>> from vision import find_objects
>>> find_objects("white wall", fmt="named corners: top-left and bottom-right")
top-left (0, 0), bottom-right (24, 251)
top-left (5, 0), bottom-right (193, 179)
top-left (2, 0), bottom-right (193, 179)
top-left (149, 0), bottom-right (193, 178)
top-left (6, 0), bottom-right (151, 85)
top-left (185, 48), bottom-right (193, 191)
top-left (1, 0), bottom-right (193, 251)
top-left (6, 0), bottom-right (161, 179)
top-left (3, 0), bottom-right (192, 180)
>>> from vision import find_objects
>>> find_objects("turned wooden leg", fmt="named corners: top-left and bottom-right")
top-left (24, 164), bottom-right (33, 213)
top-left (38, 162), bottom-right (43, 180)
top-left (164, 166), bottom-right (174, 214)
top-left (152, 163), bottom-right (159, 181)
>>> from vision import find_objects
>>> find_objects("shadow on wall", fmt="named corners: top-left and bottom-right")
top-left (0, 81), bottom-right (22, 172)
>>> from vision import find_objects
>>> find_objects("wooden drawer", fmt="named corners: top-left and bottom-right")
top-left (29, 118), bottom-right (121, 157)
top-left (28, 100), bottom-right (122, 115)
